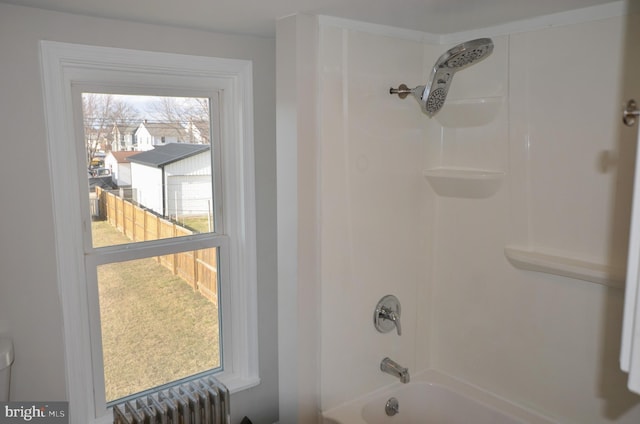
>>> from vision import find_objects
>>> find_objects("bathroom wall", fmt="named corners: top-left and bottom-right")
top-left (276, 14), bottom-right (321, 424)
top-left (314, 5), bottom-right (640, 423)
top-left (316, 21), bottom-right (437, 410)
top-left (0, 4), bottom-right (278, 423)
top-left (432, 11), bottom-right (640, 424)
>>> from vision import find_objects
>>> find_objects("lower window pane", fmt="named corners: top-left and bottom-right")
top-left (96, 243), bottom-right (220, 402)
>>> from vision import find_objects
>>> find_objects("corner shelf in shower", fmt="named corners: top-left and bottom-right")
top-left (423, 167), bottom-right (504, 198)
top-left (435, 97), bottom-right (503, 128)
top-left (504, 246), bottom-right (625, 288)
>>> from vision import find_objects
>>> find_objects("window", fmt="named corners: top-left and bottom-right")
top-left (83, 93), bottom-right (222, 404)
top-left (40, 42), bottom-right (258, 423)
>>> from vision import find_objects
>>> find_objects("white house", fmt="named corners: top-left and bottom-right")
top-left (185, 119), bottom-right (210, 144)
top-left (103, 151), bottom-right (138, 187)
top-left (128, 143), bottom-right (211, 218)
top-left (111, 123), bottom-right (138, 152)
top-left (135, 120), bottom-right (186, 151)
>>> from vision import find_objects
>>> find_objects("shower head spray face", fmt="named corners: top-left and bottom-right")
top-left (418, 38), bottom-right (494, 116)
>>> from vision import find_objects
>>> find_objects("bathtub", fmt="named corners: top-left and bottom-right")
top-left (322, 370), bottom-right (555, 424)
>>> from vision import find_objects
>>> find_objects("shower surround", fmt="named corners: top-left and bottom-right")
top-left (277, 3), bottom-right (640, 423)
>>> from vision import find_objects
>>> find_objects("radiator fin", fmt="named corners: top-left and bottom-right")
top-left (113, 376), bottom-right (230, 424)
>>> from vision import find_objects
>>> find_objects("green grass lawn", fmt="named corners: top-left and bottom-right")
top-left (179, 215), bottom-right (213, 234)
top-left (92, 221), bottom-right (220, 402)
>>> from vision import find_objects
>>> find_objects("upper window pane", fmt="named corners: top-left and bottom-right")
top-left (83, 93), bottom-right (215, 248)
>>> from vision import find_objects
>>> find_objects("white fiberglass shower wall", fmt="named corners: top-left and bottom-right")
top-left (317, 22), bottom-right (435, 409)
top-left (277, 3), bottom-right (640, 423)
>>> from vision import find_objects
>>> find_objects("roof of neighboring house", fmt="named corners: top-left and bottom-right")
top-left (137, 121), bottom-right (186, 139)
top-left (107, 151), bottom-right (139, 163)
top-left (128, 143), bottom-right (210, 167)
top-left (113, 123), bottom-right (139, 134)
top-left (190, 120), bottom-right (210, 133)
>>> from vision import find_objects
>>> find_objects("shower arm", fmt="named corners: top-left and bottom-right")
top-left (624, 99), bottom-right (639, 127)
top-left (389, 84), bottom-right (413, 99)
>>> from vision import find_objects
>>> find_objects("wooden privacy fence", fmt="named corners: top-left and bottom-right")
top-left (95, 187), bottom-right (218, 306)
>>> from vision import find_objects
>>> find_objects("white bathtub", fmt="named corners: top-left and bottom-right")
top-left (322, 370), bottom-right (556, 424)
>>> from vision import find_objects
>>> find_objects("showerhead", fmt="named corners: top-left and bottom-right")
top-left (434, 38), bottom-right (494, 71)
top-left (390, 38), bottom-right (494, 117)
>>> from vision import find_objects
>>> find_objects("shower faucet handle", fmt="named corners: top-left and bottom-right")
top-left (379, 306), bottom-right (402, 335)
top-left (374, 295), bottom-right (402, 336)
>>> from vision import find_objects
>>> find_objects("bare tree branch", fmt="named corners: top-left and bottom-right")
top-left (146, 97), bottom-right (210, 144)
top-left (82, 93), bottom-right (141, 166)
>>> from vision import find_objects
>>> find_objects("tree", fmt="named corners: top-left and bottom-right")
top-left (82, 93), bottom-right (140, 167)
top-left (146, 97), bottom-right (210, 143)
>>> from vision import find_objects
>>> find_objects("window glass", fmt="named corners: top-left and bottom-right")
top-left (83, 94), bottom-right (215, 248)
top-left (97, 247), bottom-right (221, 403)
top-left (84, 93), bottom-right (221, 403)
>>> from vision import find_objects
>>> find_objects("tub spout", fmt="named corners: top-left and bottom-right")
top-left (381, 357), bottom-right (410, 384)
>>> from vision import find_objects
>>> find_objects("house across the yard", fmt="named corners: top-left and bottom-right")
top-left (185, 119), bottom-right (210, 144)
top-left (111, 123), bottom-right (139, 152)
top-left (104, 151), bottom-right (138, 187)
top-left (135, 120), bottom-right (186, 151)
top-left (128, 143), bottom-right (212, 219)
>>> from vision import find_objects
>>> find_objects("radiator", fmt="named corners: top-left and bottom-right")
top-left (112, 376), bottom-right (231, 424)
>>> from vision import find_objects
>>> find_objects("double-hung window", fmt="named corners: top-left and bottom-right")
top-left (40, 42), bottom-right (258, 423)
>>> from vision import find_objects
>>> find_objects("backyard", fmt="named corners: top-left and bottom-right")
top-left (92, 221), bottom-right (220, 402)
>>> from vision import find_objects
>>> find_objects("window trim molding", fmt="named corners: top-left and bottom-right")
top-left (39, 41), bottom-right (259, 423)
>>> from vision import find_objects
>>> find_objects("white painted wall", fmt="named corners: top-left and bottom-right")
top-left (117, 164), bottom-right (132, 187)
top-left (135, 125), bottom-right (156, 151)
top-left (166, 152), bottom-right (212, 217)
top-left (0, 4), bottom-right (277, 424)
top-left (167, 176), bottom-right (212, 218)
top-left (131, 163), bottom-right (163, 214)
top-left (309, 7), bottom-right (640, 424)
top-left (166, 152), bottom-right (211, 177)
top-left (275, 14), bottom-right (321, 424)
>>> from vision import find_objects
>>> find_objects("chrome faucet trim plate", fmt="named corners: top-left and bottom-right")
top-left (374, 295), bottom-right (402, 335)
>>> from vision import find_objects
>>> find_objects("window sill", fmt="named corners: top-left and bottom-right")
top-left (220, 374), bottom-right (261, 394)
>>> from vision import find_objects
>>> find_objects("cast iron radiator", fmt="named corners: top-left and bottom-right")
top-left (112, 376), bottom-right (230, 424)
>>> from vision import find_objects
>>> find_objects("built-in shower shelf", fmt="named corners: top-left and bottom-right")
top-left (423, 168), bottom-right (504, 198)
top-left (504, 246), bottom-right (625, 288)
top-left (435, 97), bottom-right (503, 128)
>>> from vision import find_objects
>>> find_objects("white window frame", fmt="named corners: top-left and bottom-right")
top-left (40, 41), bottom-right (259, 424)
